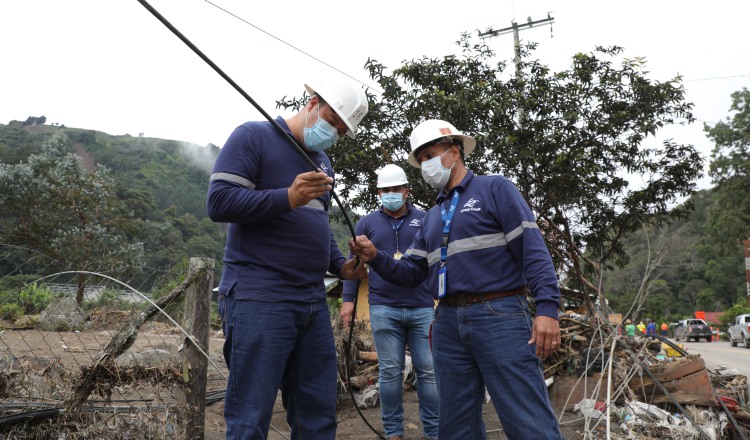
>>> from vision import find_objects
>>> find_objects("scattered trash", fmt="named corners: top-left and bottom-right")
top-left (574, 399), bottom-right (604, 419)
top-left (336, 312), bottom-right (750, 438)
top-left (354, 385), bottom-right (380, 409)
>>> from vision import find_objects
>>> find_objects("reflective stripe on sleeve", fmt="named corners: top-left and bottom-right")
top-left (305, 199), bottom-right (326, 210)
top-left (506, 221), bottom-right (539, 242)
top-left (210, 173), bottom-right (255, 189)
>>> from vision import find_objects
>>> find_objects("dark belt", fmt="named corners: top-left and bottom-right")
top-left (438, 289), bottom-right (525, 307)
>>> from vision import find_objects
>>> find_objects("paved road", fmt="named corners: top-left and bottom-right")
top-left (669, 337), bottom-right (750, 378)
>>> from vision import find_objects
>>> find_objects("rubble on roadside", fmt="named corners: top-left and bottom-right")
top-left (336, 312), bottom-right (750, 438)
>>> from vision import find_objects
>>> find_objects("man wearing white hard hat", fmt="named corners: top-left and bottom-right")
top-left (341, 164), bottom-right (439, 440)
top-left (351, 119), bottom-right (563, 439)
top-left (207, 80), bottom-right (369, 440)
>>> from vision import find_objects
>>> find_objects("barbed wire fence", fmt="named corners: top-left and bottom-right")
top-left (0, 243), bottom-right (227, 439)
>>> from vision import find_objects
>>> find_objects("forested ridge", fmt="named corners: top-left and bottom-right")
top-left (2, 78), bottom-right (748, 325)
top-left (0, 119), bottom-right (358, 287)
top-left (0, 120), bottom-right (225, 283)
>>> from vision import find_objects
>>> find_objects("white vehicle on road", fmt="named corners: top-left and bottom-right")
top-left (728, 314), bottom-right (750, 348)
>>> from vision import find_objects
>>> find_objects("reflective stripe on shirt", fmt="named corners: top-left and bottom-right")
top-left (211, 173), bottom-right (326, 210)
top-left (405, 222), bottom-right (540, 267)
top-left (305, 199), bottom-right (325, 210)
top-left (210, 172), bottom-right (255, 189)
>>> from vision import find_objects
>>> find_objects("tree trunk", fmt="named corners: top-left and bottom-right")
top-left (76, 274), bottom-right (87, 305)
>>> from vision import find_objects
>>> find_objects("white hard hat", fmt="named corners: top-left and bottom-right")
top-left (305, 81), bottom-right (368, 139)
top-left (407, 119), bottom-right (476, 168)
top-left (377, 164), bottom-right (409, 188)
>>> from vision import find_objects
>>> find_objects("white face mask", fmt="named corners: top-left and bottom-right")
top-left (420, 148), bottom-right (454, 190)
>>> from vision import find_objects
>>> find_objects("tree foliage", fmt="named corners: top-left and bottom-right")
top-left (704, 87), bottom-right (750, 246)
top-left (0, 135), bottom-right (145, 302)
top-left (280, 34), bottom-right (703, 309)
top-left (706, 88), bottom-right (750, 183)
top-left (0, 123), bottom-right (227, 289)
top-left (22, 115), bottom-right (46, 126)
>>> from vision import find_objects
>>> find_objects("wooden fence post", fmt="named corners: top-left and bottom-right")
top-left (183, 257), bottom-right (215, 440)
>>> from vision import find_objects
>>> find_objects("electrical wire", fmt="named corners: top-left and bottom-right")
top-left (684, 73), bottom-right (750, 82)
top-left (344, 288), bottom-right (386, 440)
top-left (134, 1), bottom-right (385, 438)
top-left (200, 0), bottom-right (381, 93)
top-left (136, 0), bottom-right (356, 239)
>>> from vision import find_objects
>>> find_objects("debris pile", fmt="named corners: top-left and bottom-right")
top-left (548, 312), bottom-right (750, 439)
top-left (337, 312), bottom-right (750, 437)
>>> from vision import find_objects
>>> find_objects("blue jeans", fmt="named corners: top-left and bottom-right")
top-left (431, 295), bottom-right (563, 440)
top-left (219, 291), bottom-right (337, 440)
top-left (369, 304), bottom-right (439, 440)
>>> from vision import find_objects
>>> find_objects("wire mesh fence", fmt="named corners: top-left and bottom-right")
top-left (0, 244), bottom-right (226, 438)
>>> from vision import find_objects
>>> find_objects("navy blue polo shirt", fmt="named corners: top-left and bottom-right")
top-left (342, 204), bottom-right (433, 307)
top-left (207, 117), bottom-right (345, 302)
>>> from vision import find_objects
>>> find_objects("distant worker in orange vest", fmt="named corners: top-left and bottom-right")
top-left (660, 322), bottom-right (669, 337)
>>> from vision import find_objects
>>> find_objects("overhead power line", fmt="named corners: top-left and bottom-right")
top-left (201, 0), bottom-right (381, 93)
top-left (684, 73), bottom-right (750, 82)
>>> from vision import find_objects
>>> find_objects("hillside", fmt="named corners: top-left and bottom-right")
top-left (2, 118), bottom-right (748, 324)
top-left (0, 120), bottom-right (359, 282)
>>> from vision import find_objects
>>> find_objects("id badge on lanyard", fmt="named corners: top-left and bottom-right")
top-left (438, 266), bottom-right (447, 298)
top-left (438, 190), bottom-right (460, 298)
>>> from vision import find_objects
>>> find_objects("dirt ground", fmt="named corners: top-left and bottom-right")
top-left (0, 326), bottom-right (587, 439)
top-left (203, 388), bottom-right (589, 440)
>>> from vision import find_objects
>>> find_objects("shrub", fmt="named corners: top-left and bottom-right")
top-left (0, 303), bottom-right (23, 322)
top-left (719, 301), bottom-right (750, 328)
top-left (19, 282), bottom-right (53, 315)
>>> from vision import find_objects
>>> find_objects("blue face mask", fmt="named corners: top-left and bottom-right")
top-left (381, 192), bottom-right (405, 211)
top-left (304, 105), bottom-right (340, 152)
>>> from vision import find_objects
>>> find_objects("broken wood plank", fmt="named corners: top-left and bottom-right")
top-left (629, 359), bottom-right (717, 407)
top-left (358, 351), bottom-right (378, 363)
top-left (548, 373), bottom-right (609, 411)
top-left (648, 356), bottom-right (705, 382)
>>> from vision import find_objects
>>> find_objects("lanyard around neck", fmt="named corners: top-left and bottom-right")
top-left (389, 217), bottom-right (405, 253)
top-left (437, 190), bottom-right (460, 298)
top-left (439, 190), bottom-right (461, 265)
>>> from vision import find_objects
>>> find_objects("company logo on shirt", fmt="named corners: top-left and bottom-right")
top-left (460, 197), bottom-right (482, 213)
top-left (319, 162), bottom-right (329, 173)
top-left (409, 219), bottom-right (421, 227)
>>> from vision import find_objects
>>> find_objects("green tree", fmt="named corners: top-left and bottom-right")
top-left (706, 88), bottom-right (750, 184)
top-left (280, 35), bottom-right (703, 312)
top-left (0, 135), bottom-right (145, 304)
top-left (704, 87), bottom-right (750, 249)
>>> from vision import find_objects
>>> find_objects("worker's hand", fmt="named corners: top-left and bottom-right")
top-left (340, 301), bottom-right (355, 328)
top-left (287, 170), bottom-right (333, 209)
top-left (349, 235), bottom-right (378, 263)
top-left (529, 315), bottom-right (561, 360)
top-left (340, 257), bottom-right (367, 281)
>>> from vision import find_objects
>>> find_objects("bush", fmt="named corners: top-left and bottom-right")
top-left (0, 274), bottom-right (38, 303)
top-left (0, 303), bottom-right (23, 322)
top-left (719, 301), bottom-right (750, 328)
top-left (82, 288), bottom-right (137, 312)
top-left (19, 282), bottom-right (53, 315)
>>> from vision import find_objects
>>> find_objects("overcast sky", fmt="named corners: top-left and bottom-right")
top-left (2, 0), bottom-right (749, 189)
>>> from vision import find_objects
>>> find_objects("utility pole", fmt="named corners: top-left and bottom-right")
top-left (744, 239), bottom-right (750, 306)
top-left (478, 14), bottom-right (555, 79)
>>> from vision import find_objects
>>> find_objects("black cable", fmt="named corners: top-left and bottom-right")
top-left (135, 0), bottom-right (357, 239)
top-left (0, 408), bottom-right (63, 428)
top-left (344, 280), bottom-right (386, 440)
top-left (135, 2), bottom-right (386, 438)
